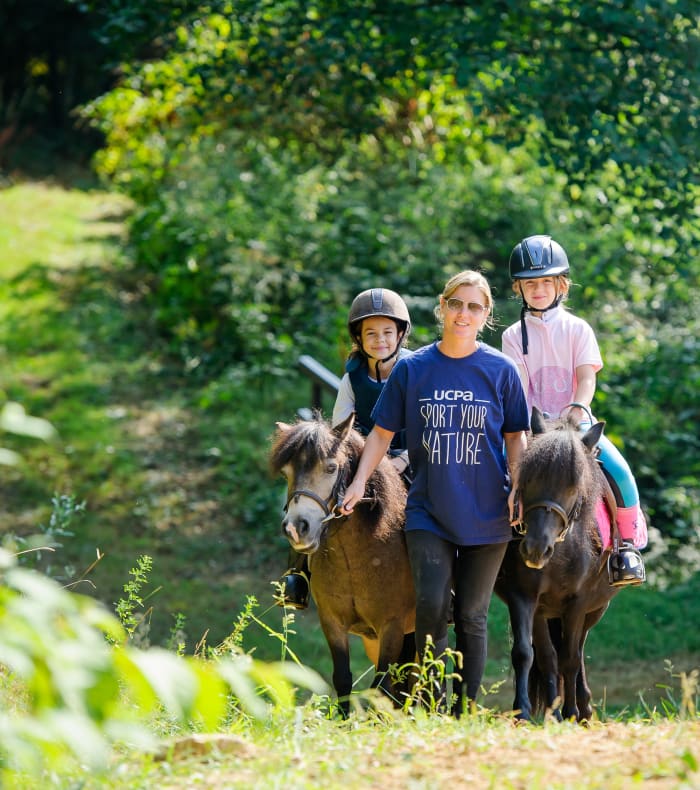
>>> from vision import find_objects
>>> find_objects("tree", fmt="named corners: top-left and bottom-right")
top-left (93, 0), bottom-right (697, 221)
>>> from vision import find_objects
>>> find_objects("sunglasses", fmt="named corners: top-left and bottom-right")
top-left (445, 297), bottom-right (488, 315)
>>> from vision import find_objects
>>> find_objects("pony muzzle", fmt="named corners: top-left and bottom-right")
top-left (283, 521), bottom-right (302, 544)
top-left (519, 539), bottom-right (554, 569)
top-left (522, 554), bottom-right (549, 570)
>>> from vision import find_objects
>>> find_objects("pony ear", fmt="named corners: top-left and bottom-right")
top-left (581, 421), bottom-right (605, 451)
top-left (531, 407), bottom-right (547, 435)
top-left (333, 413), bottom-right (355, 441)
top-left (275, 421), bottom-right (291, 433)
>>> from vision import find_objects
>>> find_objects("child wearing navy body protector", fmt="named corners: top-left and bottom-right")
top-left (279, 288), bottom-right (412, 608)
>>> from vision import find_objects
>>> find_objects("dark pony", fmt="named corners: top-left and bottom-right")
top-left (495, 407), bottom-right (621, 722)
top-left (270, 414), bottom-right (415, 715)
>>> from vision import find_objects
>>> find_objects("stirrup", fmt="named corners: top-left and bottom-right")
top-left (608, 544), bottom-right (646, 587)
top-left (277, 570), bottom-right (310, 609)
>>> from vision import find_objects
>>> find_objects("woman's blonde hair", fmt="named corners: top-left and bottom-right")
top-left (434, 270), bottom-right (495, 331)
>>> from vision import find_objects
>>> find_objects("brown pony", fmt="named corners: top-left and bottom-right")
top-left (270, 414), bottom-right (416, 716)
top-left (495, 407), bottom-right (621, 722)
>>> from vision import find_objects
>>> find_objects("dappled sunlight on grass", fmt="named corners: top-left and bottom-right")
top-left (0, 183), bottom-right (132, 277)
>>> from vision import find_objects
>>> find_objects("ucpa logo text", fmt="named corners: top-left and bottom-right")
top-left (432, 389), bottom-right (474, 402)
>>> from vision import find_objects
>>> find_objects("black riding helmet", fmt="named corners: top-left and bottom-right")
top-left (509, 235), bottom-right (570, 355)
top-left (509, 235), bottom-right (570, 280)
top-left (348, 288), bottom-right (411, 382)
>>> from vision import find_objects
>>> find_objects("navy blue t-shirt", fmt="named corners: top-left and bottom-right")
top-left (371, 341), bottom-right (529, 545)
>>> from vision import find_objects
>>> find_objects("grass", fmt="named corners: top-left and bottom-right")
top-left (1, 178), bottom-right (699, 716)
top-left (107, 716), bottom-right (700, 789)
top-left (5, 692), bottom-right (700, 788)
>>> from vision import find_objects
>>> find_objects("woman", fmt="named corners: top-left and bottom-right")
top-left (341, 270), bottom-right (529, 713)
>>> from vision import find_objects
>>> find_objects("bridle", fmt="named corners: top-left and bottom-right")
top-left (513, 494), bottom-right (583, 543)
top-left (284, 463), bottom-right (377, 524)
top-left (285, 466), bottom-right (347, 524)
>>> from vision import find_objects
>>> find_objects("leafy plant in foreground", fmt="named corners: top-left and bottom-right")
top-left (0, 549), bottom-right (328, 782)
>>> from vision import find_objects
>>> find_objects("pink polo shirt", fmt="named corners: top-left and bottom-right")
top-left (501, 306), bottom-right (603, 418)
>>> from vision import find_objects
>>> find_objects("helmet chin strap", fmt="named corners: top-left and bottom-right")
top-left (518, 286), bottom-right (564, 355)
top-left (361, 331), bottom-right (405, 383)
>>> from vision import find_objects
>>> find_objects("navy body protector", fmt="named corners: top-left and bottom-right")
top-left (347, 358), bottom-right (407, 453)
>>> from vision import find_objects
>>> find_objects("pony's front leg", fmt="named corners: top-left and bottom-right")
top-left (320, 619), bottom-right (353, 717)
top-left (507, 597), bottom-right (536, 721)
top-left (574, 606), bottom-right (608, 721)
top-left (532, 615), bottom-right (561, 719)
top-left (372, 621), bottom-right (414, 706)
top-left (558, 610), bottom-right (587, 721)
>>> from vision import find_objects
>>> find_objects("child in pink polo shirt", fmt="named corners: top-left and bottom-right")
top-left (502, 234), bottom-right (647, 586)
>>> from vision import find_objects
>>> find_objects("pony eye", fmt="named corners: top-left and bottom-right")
top-left (325, 461), bottom-right (338, 475)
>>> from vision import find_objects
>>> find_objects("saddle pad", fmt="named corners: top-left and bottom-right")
top-left (595, 499), bottom-right (613, 550)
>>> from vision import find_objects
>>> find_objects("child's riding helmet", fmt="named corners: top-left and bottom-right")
top-left (348, 288), bottom-right (411, 340)
top-left (509, 235), bottom-right (570, 280)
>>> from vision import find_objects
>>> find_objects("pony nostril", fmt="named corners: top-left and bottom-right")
top-left (298, 518), bottom-right (309, 536)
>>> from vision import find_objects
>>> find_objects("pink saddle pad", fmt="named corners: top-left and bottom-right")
top-left (595, 499), bottom-right (613, 550)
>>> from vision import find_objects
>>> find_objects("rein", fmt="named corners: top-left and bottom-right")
top-left (514, 495), bottom-right (583, 543)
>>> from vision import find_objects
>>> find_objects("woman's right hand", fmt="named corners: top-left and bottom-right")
top-left (341, 425), bottom-right (395, 514)
top-left (341, 478), bottom-right (367, 514)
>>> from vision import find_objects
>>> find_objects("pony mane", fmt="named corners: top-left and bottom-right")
top-left (270, 416), bottom-right (406, 539)
top-left (270, 415), bottom-right (347, 477)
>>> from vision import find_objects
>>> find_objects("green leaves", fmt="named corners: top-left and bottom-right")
top-left (0, 401), bottom-right (56, 466)
top-left (0, 550), bottom-right (328, 777)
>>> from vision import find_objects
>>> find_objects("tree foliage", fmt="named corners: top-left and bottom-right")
top-left (3, 2), bottom-right (699, 555)
top-left (85, 1), bottom-right (699, 213)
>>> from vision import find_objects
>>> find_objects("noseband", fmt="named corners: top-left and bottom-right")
top-left (514, 494), bottom-right (583, 543)
top-left (284, 459), bottom-right (379, 524)
top-left (285, 465), bottom-right (348, 524)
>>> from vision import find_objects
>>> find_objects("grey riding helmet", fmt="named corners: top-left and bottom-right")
top-left (347, 288), bottom-right (411, 340)
top-left (509, 235), bottom-right (570, 354)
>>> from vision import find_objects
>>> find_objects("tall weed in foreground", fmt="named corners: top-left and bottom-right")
top-left (0, 548), bottom-right (327, 784)
top-left (114, 554), bottom-right (158, 646)
top-left (641, 661), bottom-right (700, 721)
